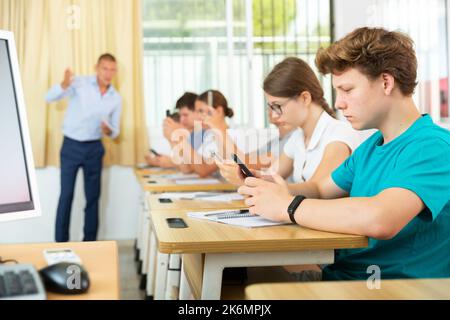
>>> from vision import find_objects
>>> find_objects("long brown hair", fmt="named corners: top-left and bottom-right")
top-left (263, 57), bottom-right (335, 117)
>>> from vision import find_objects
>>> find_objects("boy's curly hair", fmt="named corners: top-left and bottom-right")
top-left (315, 27), bottom-right (418, 96)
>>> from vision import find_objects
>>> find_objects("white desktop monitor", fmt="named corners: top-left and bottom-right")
top-left (0, 30), bottom-right (41, 222)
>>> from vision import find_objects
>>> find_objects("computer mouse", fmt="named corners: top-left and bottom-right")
top-left (39, 262), bottom-right (90, 294)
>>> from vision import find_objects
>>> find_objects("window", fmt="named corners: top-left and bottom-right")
top-left (142, 0), bottom-right (332, 129)
top-left (368, 0), bottom-right (449, 125)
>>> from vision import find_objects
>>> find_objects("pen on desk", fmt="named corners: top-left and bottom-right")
top-left (204, 209), bottom-right (249, 217)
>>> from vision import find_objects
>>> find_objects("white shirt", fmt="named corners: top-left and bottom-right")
top-left (197, 129), bottom-right (220, 160)
top-left (283, 112), bottom-right (362, 183)
top-left (197, 127), bottom-right (253, 160)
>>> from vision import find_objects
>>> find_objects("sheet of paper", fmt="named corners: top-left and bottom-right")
top-left (199, 192), bottom-right (244, 202)
top-left (162, 173), bottom-right (200, 180)
top-left (174, 178), bottom-right (221, 185)
top-left (218, 216), bottom-right (286, 228)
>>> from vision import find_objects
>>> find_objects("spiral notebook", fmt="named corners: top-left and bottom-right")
top-left (187, 209), bottom-right (287, 228)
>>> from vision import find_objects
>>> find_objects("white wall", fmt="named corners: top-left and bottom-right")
top-left (0, 166), bottom-right (141, 244)
top-left (334, 0), bottom-right (374, 39)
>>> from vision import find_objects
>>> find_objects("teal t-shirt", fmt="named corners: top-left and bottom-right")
top-left (323, 115), bottom-right (450, 280)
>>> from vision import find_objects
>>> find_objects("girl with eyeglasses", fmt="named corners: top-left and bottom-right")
top-left (217, 57), bottom-right (362, 195)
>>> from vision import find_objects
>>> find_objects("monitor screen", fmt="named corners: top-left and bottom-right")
top-left (0, 38), bottom-right (34, 215)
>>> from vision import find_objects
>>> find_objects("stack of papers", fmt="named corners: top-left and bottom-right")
top-left (187, 209), bottom-right (287, 228)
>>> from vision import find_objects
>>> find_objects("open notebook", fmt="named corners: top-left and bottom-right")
top-left (187, 209), bottom-right (287, 228)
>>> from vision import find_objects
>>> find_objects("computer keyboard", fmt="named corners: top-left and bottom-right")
top-left (0, 264), bottom-right (46, 300)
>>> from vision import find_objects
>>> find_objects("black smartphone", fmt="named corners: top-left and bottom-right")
top-left (150, 148), bottom-right (160, 157)
top-left (232, 154), bottom-right (254, 178)
top-left (166, 109), bottom-right (171, 117)
top-left (159, 198), bottom-right (173, 204)
top-left (166, 218), bottom-right (188, 228)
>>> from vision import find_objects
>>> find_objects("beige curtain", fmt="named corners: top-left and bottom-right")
top-left (0, 0), bottom-right (149, 167)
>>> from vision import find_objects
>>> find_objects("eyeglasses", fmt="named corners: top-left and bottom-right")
top-left (267, 97), bottom-right (294, 116)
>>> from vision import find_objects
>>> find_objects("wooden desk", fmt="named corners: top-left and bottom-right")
top-left (134, 168), bottom-right (178, 188)
top-left (0, 241), bottom-right (120, 300)
top-left (245, 279), bottom-right (450, 300)
top-left (133, 169), bottom-right (236, 300)
top-left (135, 167), bottom-right (178, 176)
top-left (146, 197), bottom-right (247, 300)
top-left (134, 168), bottom-right (181, 278)
top-left (150, 208), bottom-right (368, 299)
top-left (147, 194), bottom-right (246, 211)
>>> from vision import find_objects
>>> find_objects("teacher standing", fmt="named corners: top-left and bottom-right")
top-left (46, 53), bottom-right (122, 242)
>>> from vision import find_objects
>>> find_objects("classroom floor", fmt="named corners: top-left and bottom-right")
top-left (118, 240), bottom-right (145, 300)
top-left (117, 240), bottom-right (310, 300)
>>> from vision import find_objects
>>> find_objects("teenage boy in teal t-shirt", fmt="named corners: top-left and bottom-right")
top-left (237, 27), bottom-right (450, 280)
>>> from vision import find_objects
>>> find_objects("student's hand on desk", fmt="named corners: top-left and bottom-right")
top-left (145, 154), bottom-right (173, 168)
top-left (145, 153), bottom-right (160, 166)
top-left (238, 174), bottom-right (293, 223)
top-left (157, 155), bottom-right (175, 168)
top-left (101, 121), bottom-right (113, 136)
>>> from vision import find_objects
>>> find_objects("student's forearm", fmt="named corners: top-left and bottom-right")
top-left (189, 163), bottom-right (217, 178)
top-left (178, 164), bottom-right (194, 174)
top-left (287, 181), bottom-right (322, 198)
top-left (293, 197), bottom-right (382, 238)
top-left (172, 136), bottom-right (216, 177)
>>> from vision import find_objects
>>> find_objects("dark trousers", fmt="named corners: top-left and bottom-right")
top-left (55, 137), bottom-right (105, 242)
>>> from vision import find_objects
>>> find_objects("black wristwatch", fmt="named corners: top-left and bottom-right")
top-left (287, 195), bottom-right (306, 224)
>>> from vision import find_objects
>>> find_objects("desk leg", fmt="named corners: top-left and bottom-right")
top-left (201, 250), bottom-right (334, 300)
top-left (154, 252), bottom-right (169, 300)
top-left (138, 192), bottom-right (150, 274)
top-left (136, 193), bottom-right (143, 251)
top-left (139, 215), bottom-right (150, 275)
top-left (135, 191), bottom-right (147, 262)
top-left (179, 260), bottom-right (192, 300)
top-left (165, 254), bottom-right (181, 300)
top-left (145, 231), bottom-right (157, 298)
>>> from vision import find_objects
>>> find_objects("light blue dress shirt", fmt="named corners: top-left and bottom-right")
top-left (46, 76), bottom-right (122, 141)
